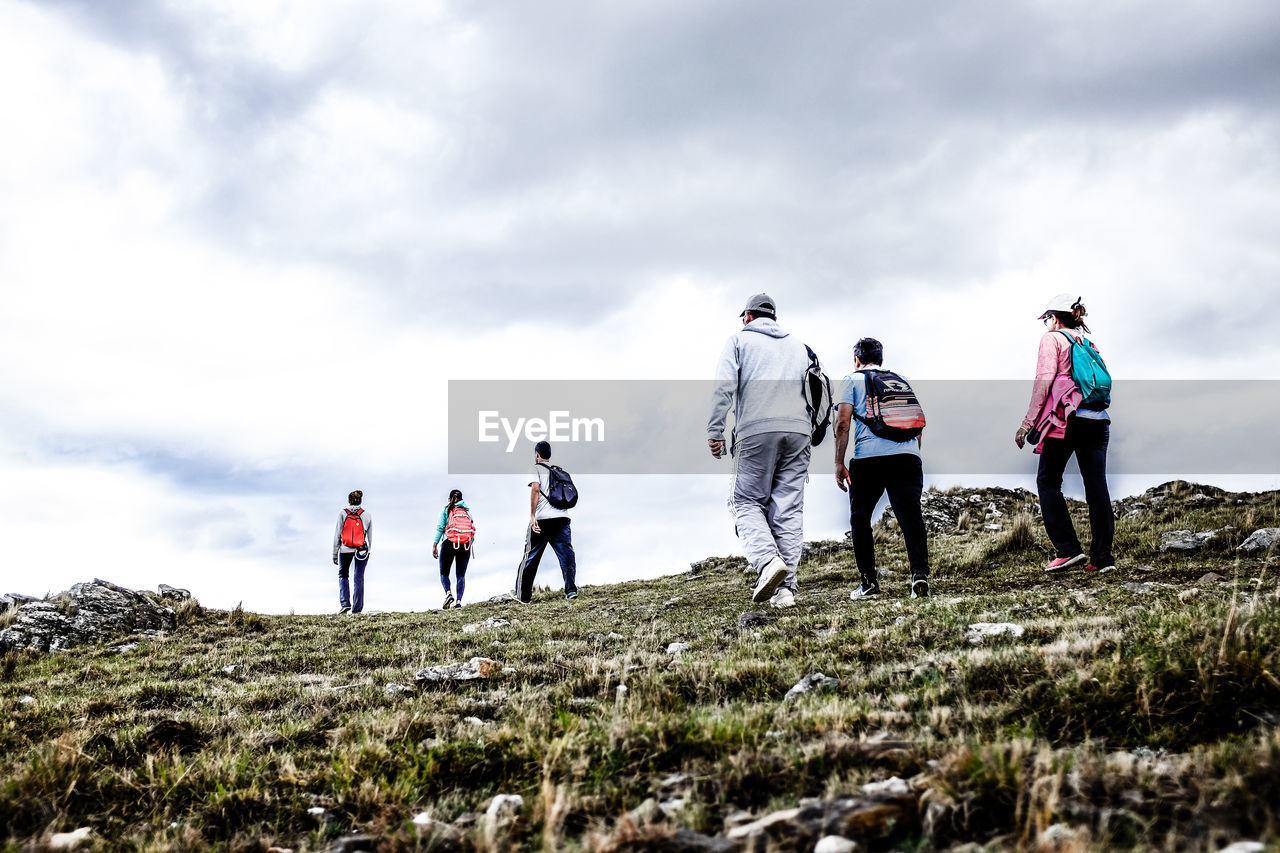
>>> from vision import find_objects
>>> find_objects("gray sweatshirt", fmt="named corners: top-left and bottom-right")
top-left (333, 505), bottom-right (373, 559)
top-left (707, 318), bottom-right (814, 444)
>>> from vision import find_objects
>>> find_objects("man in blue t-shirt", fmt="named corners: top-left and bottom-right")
top-left (834, 338), bottom-right (930, 600)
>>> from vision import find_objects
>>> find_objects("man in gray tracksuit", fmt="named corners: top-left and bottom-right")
top-left (707, 293), bottom-right (814, 606)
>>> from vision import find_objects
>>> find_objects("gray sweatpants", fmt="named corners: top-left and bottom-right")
top-left (729, 431), bottom-right (811, 590)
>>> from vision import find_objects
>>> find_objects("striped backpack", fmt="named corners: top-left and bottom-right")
top-left (853, 369), bottom-right (926, 442)
top-left (444, 506), bottom-right (475, 547)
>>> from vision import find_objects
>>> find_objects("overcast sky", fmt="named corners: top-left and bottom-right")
top-left (2, 0), bottom-right (1278, 613)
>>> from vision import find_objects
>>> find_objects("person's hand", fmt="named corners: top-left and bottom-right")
top-left (332, 555), bottom-right (338, 565)
top-left (432, 544), bottom-right (439, 560)
top-left (1015, 426), bottom-right (1029, 449)
top-left (530, 517), bottom-right (541, 534)
top-left (708, 438), bottom-right (725, 459)
top-left (836, 463), bottom-right (850, 493)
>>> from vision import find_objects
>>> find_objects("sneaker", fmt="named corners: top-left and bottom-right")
top-left (911, 578), bottom-right (930, 599)
top-left (338, 605), bottom-right (351, 614)
top-left (769, 588), bottom-right (796, 609)
top-left (443, 592), bottom-right (455, 609)
top-left (1045, 554), bottom-right (1088, 573)
top-left (849, 582), bottom-right (881, 601)
top-left (454, 600), bottom-right (464, 608)
top-left (565, 591), bottom-right (578, 601)
top-left (752, 556), bottom-right (789, 603)
top-left (1084, 564), bottom-right (1098, 572)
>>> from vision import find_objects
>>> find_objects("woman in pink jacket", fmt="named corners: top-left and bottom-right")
top-left (1015, 294), bottom-right (1114, 573)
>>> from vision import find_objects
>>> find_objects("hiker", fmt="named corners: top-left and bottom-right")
top-left (331, 490), bottom-right (372, 614)
top-left (1016, 294), bottom-right (1114, 573)
top-left (834, 338), bottom-right (930, 600)
top-left (432, 489), bottom-right (475, 609)
top-left (708, 293), bottom-right (828, 607)
top-left (513, 440), bottom-right (579, 603)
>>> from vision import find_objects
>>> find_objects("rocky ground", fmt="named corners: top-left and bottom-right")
top-left (1, 482), bottom-right (1278, 852)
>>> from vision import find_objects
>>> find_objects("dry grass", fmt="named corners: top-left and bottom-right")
top-left (1, 486), bottom-right (1278, 851)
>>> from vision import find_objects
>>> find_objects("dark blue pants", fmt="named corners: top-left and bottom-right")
top-left (440, 541), bottom-right (471, 599)
top-left (338, 551), bottom-right (368, 612)
top-left (515, 517), bottom-right (576, 602)
top-left (1037, 416), bottom-right (1114, 566)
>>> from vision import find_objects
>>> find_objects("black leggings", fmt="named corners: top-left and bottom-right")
top-left (439, 541), bottom-right (471, 578)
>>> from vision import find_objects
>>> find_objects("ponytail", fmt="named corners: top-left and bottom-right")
top-left (1051, 298), bottom-right (1091, 334)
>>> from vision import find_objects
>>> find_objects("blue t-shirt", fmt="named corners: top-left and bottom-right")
top-left (837, 370), bottom-right (922, 461)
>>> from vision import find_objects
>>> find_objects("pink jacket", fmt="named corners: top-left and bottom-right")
top-left (1022, 331), bottom-right (1086, 453)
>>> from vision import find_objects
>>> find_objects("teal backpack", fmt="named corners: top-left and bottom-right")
top-left (1058, 331), bottom-right (1111, 410)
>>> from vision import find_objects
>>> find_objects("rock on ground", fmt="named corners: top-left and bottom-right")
top-left (47, 827), bottom-right (94, 850)
top-left (1238, 528), bottom-right (1280, 553)
top-left (1159, 528), bottom-right (1232, 553)
top-left (965, 623), bottom-right (1025, 644)
top-left (785, 673), bottom-right (840, 701)
top-left (726, 793), bottom-right (918, 847)
top-left (485, 793), bottom-right (524, 830)
top-left (0, 579), bottom-right (176, 653)
top-left (414, 657), bottom-right (500, 684)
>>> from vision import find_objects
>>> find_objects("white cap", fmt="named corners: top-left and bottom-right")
top-left (1038, 293), bottom-right (1082, 319)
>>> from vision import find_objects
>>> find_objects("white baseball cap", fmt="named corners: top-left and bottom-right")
top-left (1038, 293), bottom-right (1082, 319)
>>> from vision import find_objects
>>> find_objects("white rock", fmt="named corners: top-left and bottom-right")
top-left (725, 807), bottom-right (800, 839)
top-left (861, 776), bottom-right (909, 796)
top-left (412, 812), bottom-right (434, 827)
top-left (307, 806), bottom-right (327, 817)
top-left (485, 794), bottom-right (524, 828)
top-left (462, 617), bottom-right (510, 634)
top-left (222, 664), bottom-right (240, 674)
top-left (966, 622), bottom-right (1025, 644)
top-left (1238, 528), bottom-right (1280, 553)
top-left (47, 827), bottom-right (93, 850)
top-left (784, 672), bottom-right (839, 701)
top-left (615, 684), bottom-right (629, 703)
top-left (464, 716), bottom-right (489, 726)
top-left (1218, 843), bottom-right (1265, 853)
top-left (657, 797), bottom-right (686, 817)
top-left (384, 683), bottom-right (415, 697)
top-left (19, 695), bottom-right (36, 706)
top-left (666, 642), bottom-right (690, 654)
top-left (815, 836), bottom-right (860, 853)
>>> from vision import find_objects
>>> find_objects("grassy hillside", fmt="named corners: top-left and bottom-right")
top-left (2, 484), bottom-right (1279, 852)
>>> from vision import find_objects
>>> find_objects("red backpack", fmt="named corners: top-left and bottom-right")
top-left (340, 508), bottom-right (366, 548)
top-left (444, 505), bottom-right (475, 547)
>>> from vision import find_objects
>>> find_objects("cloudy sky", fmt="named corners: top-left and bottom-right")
top-left (2, 0), bottom-right (1278, 613)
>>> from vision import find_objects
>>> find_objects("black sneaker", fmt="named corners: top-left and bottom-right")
top-left (849, 582), bottom-right (881, 601)
top-left (911, 578), bottom-right (930, 599)
top-left (443, 592), bottom-right (455, 609)
top-left (338, 605), bottom-right (351, 615)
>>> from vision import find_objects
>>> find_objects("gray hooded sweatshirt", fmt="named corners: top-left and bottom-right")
top-left (707, 318), bottom-right (813, 445)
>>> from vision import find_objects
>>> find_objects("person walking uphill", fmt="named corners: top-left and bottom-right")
top-left (834, 338), bottom-right (930, 600)
top-left (513, 441), bottom-right (579, 603)
top-left (1016, 294), bottom-right (1115, 573)
top-left (332, 490), bottom-right (372, 614)
top-left (433, 489), bottom-right (475, 609)
top-left (708, 293), bottom-right (827, 608)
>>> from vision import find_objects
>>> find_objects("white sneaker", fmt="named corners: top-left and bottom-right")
top-left (443, 592), bottom-right (455, 609)
top-left (769, 588), bottom-right (796, 608)
top-left (752, 556), bottom-right (789, 603)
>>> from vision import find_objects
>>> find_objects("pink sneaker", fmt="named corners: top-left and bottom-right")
top-left (1045, 554), bottom-right (1088, 573)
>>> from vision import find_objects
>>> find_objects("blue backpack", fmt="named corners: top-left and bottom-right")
top-left (536, 463), bottom-right (579, 510)
top-left (1058, 331), bottom-right (1111, 410)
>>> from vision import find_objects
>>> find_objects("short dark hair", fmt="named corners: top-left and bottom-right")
top-left (535, 440), bottom-right (552, 459)
top-left (348, 490), bottom-right (363, 506)
top-left (745, 310), bottom-right (775, 321)
top-left (854, 338), bottom-right (883, 365)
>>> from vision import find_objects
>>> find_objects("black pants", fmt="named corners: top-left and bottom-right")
top-left (439, 540), bottom-right (471, 577)
top-left (515, 517), bottom-right (576, 602)
top-left (848, 454), bottom-right (929, 586)
top-left (1037, 415), bottom-right (1114, 566)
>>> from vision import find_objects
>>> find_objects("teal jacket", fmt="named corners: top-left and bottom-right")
top-left (434, 500), bottom-right (472, 544)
